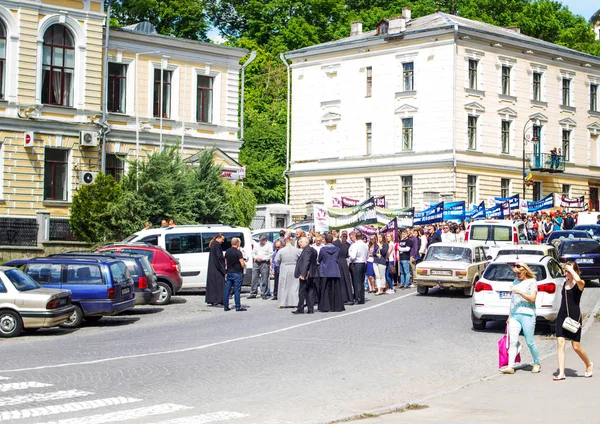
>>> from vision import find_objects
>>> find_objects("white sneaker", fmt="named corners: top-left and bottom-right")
top-left (388, 289), bottom-right (395, 294)
top-left (410, 284), bottom-right (416, 288)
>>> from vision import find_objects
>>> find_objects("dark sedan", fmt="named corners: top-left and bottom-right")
top-left (557, 238), bottom-right (600, 281)
top-left (546, 230), bottom-right (591, 247)
top-left (573, 225), bottom-right (600, 241)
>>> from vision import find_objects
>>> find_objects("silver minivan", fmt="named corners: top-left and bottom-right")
top-left (464, 220), bottom-right (528, 258)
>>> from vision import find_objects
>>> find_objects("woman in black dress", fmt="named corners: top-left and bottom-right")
top-left (205, 233), bottom-right (225, 306)
top-left (554, 261), bottom-right (593, 380)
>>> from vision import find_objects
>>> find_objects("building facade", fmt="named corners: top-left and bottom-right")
top-left (0, 0), bottom-right (247, 218)
top-left (285, 10), bottom-right (600, 219)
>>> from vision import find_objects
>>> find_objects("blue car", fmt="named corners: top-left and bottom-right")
top-left (4, 257), bottom-right (135, 327)
top-left (557, 238), bottom-right (600, 282)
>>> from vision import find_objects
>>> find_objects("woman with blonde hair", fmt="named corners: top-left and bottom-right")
top-left (501, 262), bottom-right (541, 374)
top-left (553, 261), bottom-right (593, 380)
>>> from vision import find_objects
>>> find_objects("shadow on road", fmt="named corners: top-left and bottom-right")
top-left (416, 287), bottom-right (470, 298)
top-left (124, 307), bottom-right (164, 315)
top-left (84, 316), bottom-right (140, 327)
top-left (168, 297), bottom-right (187, 305)
top-left (22, 327), bottom-right (79, 337)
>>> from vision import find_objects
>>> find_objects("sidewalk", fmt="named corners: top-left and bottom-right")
top-left (361, 317), bottom-right (600, 423)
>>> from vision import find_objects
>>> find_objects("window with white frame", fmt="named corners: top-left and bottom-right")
top-left (0, 20), bottom-right (5, 100)
top-left (468, 59), bottom-right (478, 89)
top-left (591, 83), bottom-right (598, 112)
top-left (153, 69), bottom-right (172, 118)
top-left (402, 176), bottom-right (413, 207)
top-left (468, 115), bottom-right (477, 150)
top-left (365, 177), bottom-right (371, 198)
top-left (501, 120), bottom-right (511, 154)
top-left (532, 71), bottom-right (542, 101)
top-left (501, 65), bottom-right (511, 95)
top-left (500, 178), bottom-right (510, 198)
top-left (107, 63), bottom-right (127, 113)
top-left (366, 123), bottom-right (372, 155)
top-left (403, 62), bottom-right (414, 91)
top-left (196, 75), bottom-right (213, 123)
top-left (41, 24), bottom-right (75, 107)
top-left (44, 148), bottom-right (69, 201)
top-left (467, 175), bottom-right (477, 204)
top-left (562, 129), bottom-right (571, 161)
top-left (366, 66), bottom-right (372, 97)
top-left (402, 118), bottom-right (413, 151)
top-left (562, 77), bottom-right (571, 107)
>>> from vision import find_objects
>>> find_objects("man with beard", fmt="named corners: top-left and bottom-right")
top-left (205, 233), bottom-right (225, 306)
top-left (293, 237), bottom-right (317, 314)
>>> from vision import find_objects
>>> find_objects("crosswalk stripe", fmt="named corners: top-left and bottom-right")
top-left (34, 403), bottom-right (192, 424)
top-left (0, 382), bottom-right (51, 393)
top-left (0, 390), bottom-right (93, 407)
top-left (0, 397), bottom-right (141, 421)
top-left (157, 411), bottom-right (249, 424)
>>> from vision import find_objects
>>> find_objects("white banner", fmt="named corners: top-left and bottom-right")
top-left (313, 205), bottom-right (329, 233)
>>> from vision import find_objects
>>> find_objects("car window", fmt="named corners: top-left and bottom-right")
top-left (66, 265), bottom-right (103, 285)
top-left (165, 234), bottom-right (202, 254)
top-left (547, 260), bottom-right (564, 278)
top-left (140, 235), bottom-right (159, 246)
top-left (5, 269), bottom-right (41, 291)
top-left (110, 262), bottom-right (131, 284)
top-left (121, 249), bottom-right (154, 262)
top-left (483, 263), bottom-right (546, 281)
top-left (574, 226), bottom-right (600, 237)
top-left (424, 246), bottom-right (472, 262)
top-left (518, 224), bottom-right (528, 241)
top-left (202, 232), bottom-right (246, 252)
top-left (138, 257), bottom-right (154, 275)
top-left (0, 279), bottom-right (5, 292)
top-left (498, 250), bottom-right (543, 256)
top-left (26, 263), bottom-right (62, 284)
top-left (492, 226), bottom-right (511, 242)
top-left (122, 259), bottom-right (139, 277)
top-left (470, 226), bottom-right (489, 241)
top-left (474, 248), bottom-right (481, 262)
top-left (562, 241), bottom-right (600, 255)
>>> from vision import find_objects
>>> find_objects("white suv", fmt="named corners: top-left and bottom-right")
top-left (464, 220), bottom-right (528, 258)
top-left (471, 254), bottom-right (564, 331)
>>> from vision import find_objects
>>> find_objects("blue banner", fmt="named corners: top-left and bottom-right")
top-left (443, 201), bottom-right (466, 221)
top-left (486, 203), bottom-right (504, 219)
top-left (467, 201), bottom-right (486, 220)
top-left (494, 194), bottom-right (520, 210)
top-left (527, 194), bottom-right (554, 212)
top-left (414, 202), bottom-right (444, 225)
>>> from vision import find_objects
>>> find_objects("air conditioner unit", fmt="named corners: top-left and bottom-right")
top-left (80, 131), bottom-right (100, 147)
top-left (78, 171), bottom-right (97, 185)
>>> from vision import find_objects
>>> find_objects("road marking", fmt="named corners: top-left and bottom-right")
top-left (0, 397), bottom-right (141, 421)
top-left (0, 292), bottom-right (416, 373)
top-left (0, 382), bottom-right (51, 393)
top-left (157, 411), bottom-right (248, 424)
top-left (34, 403), bottom-right (192, 424)
top-left (0, 390), bottom-right (93, 407)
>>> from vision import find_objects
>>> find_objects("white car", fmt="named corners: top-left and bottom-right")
top-left (471, 254), bottom-right (564, 331)
top-left (464, 220), bottom-right (528, 258)
top-left (495, 244), bottom-right (559, 262)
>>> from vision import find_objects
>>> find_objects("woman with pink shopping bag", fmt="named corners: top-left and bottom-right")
top-left (499, 262), bottom-right (541, 375)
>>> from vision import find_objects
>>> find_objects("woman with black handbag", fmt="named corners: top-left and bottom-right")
top-left (553, 262), bottom-right (593, 381)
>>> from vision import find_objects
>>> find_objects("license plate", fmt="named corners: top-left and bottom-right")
top-left (499, 291), bottom-right (511, 299)
top-left (431, 270), bottom-right (452, 276)
top-left (121, 287), bottom-right (131, 295)
top-left (576, 259), bottom-right (594, 264)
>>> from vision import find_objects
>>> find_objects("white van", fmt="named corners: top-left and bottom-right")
top-left (464, 220), bottom-right (528, 258)
top-left (124, 225), bottom-right (253, 289)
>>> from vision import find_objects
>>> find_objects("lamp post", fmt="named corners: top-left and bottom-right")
top-left (522, 118), bottom-right (539, 201)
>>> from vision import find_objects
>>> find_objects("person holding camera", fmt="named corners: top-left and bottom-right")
top-left (553, 262), bottom-right (593, 381)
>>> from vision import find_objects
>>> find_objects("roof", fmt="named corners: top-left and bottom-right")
top-left (286, 11), bottom-right (600, 63)
top-left (492, 254), bottom-right (553, 264)
top-left (429, 241), bottom-right (484, 248)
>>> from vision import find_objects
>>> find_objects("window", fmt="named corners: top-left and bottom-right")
top-left (66, 264), bottom-right (103, 285)
top-left (106, 154), bottom-right (125, 182)
top-left (591, 84), bottom-right (598, 112)
top-left (197, 75), bottom-right (213, 123)
top-left (402, 118), bottom-right (413, 151)
top-left (533, 181), bottom-right (541, 201)
top-left (44, 148), bottom-right (69, 200)
top-left (26, 263), bottom-right (62, 284)
top-left (41, 24), bottom-right (75, 107)
top-left (366, 66), bottom-right (372, 97)
top-left (201, 232), bottom-right (245, 252)
top-left (562, 130), bottom-right (570, 161)
top-left (501, 178), bottom-right (510, 198)
top-left (562, 184), bottom-right (571, 197)
top-left (468, 59), bottom-right (478, 89)
top-left (532, 72), bottom-right (542, 101)
top-left (501, 65), bottom-right (510, 95)
top-left (107, 63), bottom-right (127, 113)
top-left (402, 176), bottom-right (413, 207)
top-left (0, 21), bottom-right (5, 100)
top-left (468, 116), bottom-right (477, 150)
top-left (467, 175), bottom-right (477, 204)
top-left (366, 123), bottom-right (372, 155)
top-left (165, 234), bottom-right (202, 254)
top-left (501, 120), bottom-right (510, 154)
top-left (403, 62), bottom-right (414, 91)
top-left (365, 177), bottom-right (371, 198)
top-left (153, 69), bottom-right (172, 118)
top-left (562, 78), bottom-right (571, 106)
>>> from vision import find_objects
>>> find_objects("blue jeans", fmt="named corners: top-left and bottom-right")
top-left (508, 313), bottom-right (540, 367)
top-left (224, 273), bottom-right (243, 309)
top-left (400, 260), bottom-right (411, 287)
top-left (385, 263), bottom-right (394, 290)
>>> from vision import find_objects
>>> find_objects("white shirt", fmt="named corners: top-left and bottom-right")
top-left (252, 241), bottom-right (274, 262)
top-left (441, 231), bottom-right (457, 243)
top-left (349, 240), bottom-right (369, 263)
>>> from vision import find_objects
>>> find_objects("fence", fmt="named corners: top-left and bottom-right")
top-left (0, 217), bottom-right (38, 246)
top-left (49, 218), bottom-right (77, 241)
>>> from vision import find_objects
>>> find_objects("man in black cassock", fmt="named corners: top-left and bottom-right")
top-left (205, 234), bottom-right (225, 306)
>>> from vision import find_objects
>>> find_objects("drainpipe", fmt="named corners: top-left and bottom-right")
top-left (240, 51), bottom-right (257, 141)
top-left (100, 0), bottom-right (116, 174)
top-left (452, 24), bottom-right (458, 198)
top-left (280, 53), bottom-right (291, 205)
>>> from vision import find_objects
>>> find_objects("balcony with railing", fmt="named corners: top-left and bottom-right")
top-left (526, 153), bottom-right (566, 173)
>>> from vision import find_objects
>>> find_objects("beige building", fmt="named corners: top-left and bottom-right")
top-left (285, 10), bottom-right (600, 219)
top-left (0, 0), bottom-right (247, 220)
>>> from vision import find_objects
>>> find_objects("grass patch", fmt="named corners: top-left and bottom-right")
top-left (330, 404), bottom-right (429, 423)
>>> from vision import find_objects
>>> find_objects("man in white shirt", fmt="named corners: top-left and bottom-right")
top-left (248, 235), bottom-right (274, 299)
top-left (441, 224), bottom-right (457, 243)
top-left (348, 231), bottom-right (368, 304)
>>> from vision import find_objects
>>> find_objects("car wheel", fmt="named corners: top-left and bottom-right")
top-left (0, 309), bottom-right (24, 338)
top-left (471, 311), bottom-right (486, 331)
top-left (84, 316), bottom-right (103, 322)
top-left (153, 281), bottom-right (172, 305)
top-left (416, 285), bottom-right (428, 295)
top-left (60, 305), bottom-right (84, 328)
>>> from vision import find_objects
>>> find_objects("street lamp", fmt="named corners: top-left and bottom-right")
top-left (522, 118), bottom-right (539, 201)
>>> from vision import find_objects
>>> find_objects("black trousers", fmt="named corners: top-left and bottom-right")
top-left (350, 263), bottom-right (366, 304)
top-left (273, 267), bottom-right (280, 298)
top-left (298, 278), bottom-right (317, 313)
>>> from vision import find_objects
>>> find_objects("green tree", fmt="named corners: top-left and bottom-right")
top-left (223, 182), bottom-right (258, 227)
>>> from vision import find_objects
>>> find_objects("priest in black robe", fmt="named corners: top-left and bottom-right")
top-left (205, 233), bottom-right (225, 306)
top-left (333, 231), bottom-right (354, 305)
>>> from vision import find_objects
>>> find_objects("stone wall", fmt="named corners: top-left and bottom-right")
top-left (0, 241), bottom-right (93, 262)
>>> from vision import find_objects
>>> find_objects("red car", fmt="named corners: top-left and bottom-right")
top-left (96, 243), bottom-right (183, 305)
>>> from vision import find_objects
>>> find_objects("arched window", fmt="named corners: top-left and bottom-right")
top-left (0, 20), bottom-right (6, 100)
top-left (41, 24), bottom-right (75, 107)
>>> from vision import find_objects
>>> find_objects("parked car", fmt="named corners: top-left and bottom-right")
top-left (123, 225), bottom-right (253, 290)
top-left (495, 244), bottom-right (559, 262)
top-left (471, 254), bottom-right (564, 331)
top-left (464, 220), bottom-right (528, 258)
top-left (0, 266), bottom-right (74, 337)
top-left (546, 230), bottom-right (591, 247)
top-left (48, 252), bottom-right (160, 306)
top-left (556, 238), bottom-right (600, 282)
top-left (287, 220), bottom-right (313, 234)
top-left (573, 224), bottom-right (600, 241)
top-left (3, 257), bottom-right (136, 328)
top-left (415, 242), bottom-right (491, 296)
top-left (95, 243), bottom-right (183, 305)
top-left (251, 228), bottom-right (287, 243)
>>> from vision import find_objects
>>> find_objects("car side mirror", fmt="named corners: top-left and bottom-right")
top-left (486, 255), bottom-right (493, 260)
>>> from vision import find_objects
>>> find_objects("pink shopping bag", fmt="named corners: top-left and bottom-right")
top-left (498, 325), bottom-right (521, 368)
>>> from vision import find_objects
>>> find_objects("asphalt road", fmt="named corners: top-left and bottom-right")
top-left (2, 283), bottom-right (600, 424)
